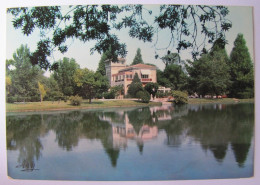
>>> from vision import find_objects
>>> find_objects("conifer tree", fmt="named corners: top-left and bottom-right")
top-left (132, 48), bottom-right (144, 65)
top-left (229, 34), bottom-right (254, 98)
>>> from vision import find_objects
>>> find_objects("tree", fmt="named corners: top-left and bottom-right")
top-left (229, 34), bottom-right (254, 98)
top-left (127, 73), bottom-right (144, 97)
top-left (161, 52), bottom-right (180, 67)
top-left (156, 69), bottom-right (171, 88)
top-left (73, 68), bottom-right (109, 103)
top-left (7, 5), bottom-right (232, 70)
top-left (164, 64), bottom-right (188, 90)
top-left (7, 45), bottom-right (43, 102)
top-left (53, 57), bottom-right (80, 96)
top-left (132, 48), bottom-right (144, 65)
top-left (187, 49), bottom-right (230, 97)
top-left (145, 82), bottom-right (159, 99)
top-left (6, 76), bottom-right (12, 95)
top-left (38, 82), bottom-right (46, 102)
top-left (97, 53), bottom-right (108, 76)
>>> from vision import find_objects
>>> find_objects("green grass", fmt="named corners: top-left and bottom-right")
top-left (6, 99), bottom-right (162, 112)
top-left (188, 98), bottom-right (254, 104)
top-left (6, 98), bottom-right (254, 112)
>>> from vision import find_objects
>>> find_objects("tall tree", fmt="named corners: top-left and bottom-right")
top-left (187, 46), bottom-right (230, 97)
top-left (132, 48), bottom-right (144, 65)
top-left (229, 34), bottom-right (254, 98)
top-left (164, 64), bottom-right (188, 91)
top-left (8, 5), bottom-right (231, 70)
top-left (96, 53), bottom-right (108, 76)
top-left (7, 45), bottom-right (43, 102)
top-left (53, 57), bottom-right (80, 96)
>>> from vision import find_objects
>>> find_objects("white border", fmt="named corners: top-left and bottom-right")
top-left (1, 0), bottom-right (259, 185)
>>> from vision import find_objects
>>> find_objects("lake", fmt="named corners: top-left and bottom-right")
top-left (6, 103), bottom-right (254, 181)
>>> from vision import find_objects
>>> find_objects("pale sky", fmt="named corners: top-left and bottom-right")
top-left (5, 5), bottom-right (254, 75)
top-left (1, 2), bottom-right (260, 185)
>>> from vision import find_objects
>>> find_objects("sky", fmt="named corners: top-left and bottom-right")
top-left (1, 1), bottom-right (260, 185)
top-left (5, 4), bottom-right (254, 76)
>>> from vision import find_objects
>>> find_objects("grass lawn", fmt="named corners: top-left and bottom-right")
top-left (6, 98), bottom-right (254, 112)
top-left (6, 99), bottom-right (162, 112)
top-left (188, 98), bottom-right (254, 104)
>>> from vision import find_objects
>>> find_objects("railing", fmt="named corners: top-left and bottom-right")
top-left (141, 78), bottom-right (152, 82)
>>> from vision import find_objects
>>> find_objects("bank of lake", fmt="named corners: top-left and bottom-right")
top-left (6, 98), bottom-right (254, 112)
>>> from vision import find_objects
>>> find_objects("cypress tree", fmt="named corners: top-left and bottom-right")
top-left (229, 34), bottom-right (254, 98)
top-left (132, 48), bottom-right (144, 65)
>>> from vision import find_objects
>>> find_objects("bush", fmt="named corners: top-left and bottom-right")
top-left (103, 91), bottom-right (115, 99)
top-left (69, 95), bottom-right (83, 106)
top-left (136, 90), bottom-right (151, 103)
top-left (172, 90), bottom-right (188, 105)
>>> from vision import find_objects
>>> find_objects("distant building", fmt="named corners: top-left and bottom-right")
top-left (105, 58), bottom-right (157, 95)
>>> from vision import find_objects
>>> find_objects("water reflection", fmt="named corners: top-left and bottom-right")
top-left (6, 103), bottom-right (254, 172)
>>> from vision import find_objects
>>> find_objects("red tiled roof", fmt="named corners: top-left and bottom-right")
top-left (120, 63), bottom-right (156, 72)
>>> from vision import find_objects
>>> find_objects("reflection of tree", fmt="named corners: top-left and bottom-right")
top-left (160, 119), bottom-right (185, 148)
top-left (6, 114), bottom-right (45, 171)
top-left (127, 107), bottom-right (154, 134)
top-left (48, 111), bottom-right (83, 151)
top-left (179, 104), bottom-right (254, 166)
top-left (229, 104), bottom-right (254, 167)
top-left (183, 105), bottom-right (232, 163)
top-left (80, 111), bottom-right (120, 168)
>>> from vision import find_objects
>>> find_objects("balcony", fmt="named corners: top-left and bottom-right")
top-left (141, 78), bottom-right (152, 82)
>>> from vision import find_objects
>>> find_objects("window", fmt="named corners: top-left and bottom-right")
top-left (141, 74), bottom-right (149, 79)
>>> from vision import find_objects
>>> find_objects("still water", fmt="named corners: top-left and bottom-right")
top-left (6, 103), bottom-right (254, 181)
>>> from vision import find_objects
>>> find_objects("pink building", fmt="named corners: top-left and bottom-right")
top-left (105, 59), bottom-right (157, 95)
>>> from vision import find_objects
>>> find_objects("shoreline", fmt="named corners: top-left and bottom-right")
top-left (6, 98), bottom-right (254, 113)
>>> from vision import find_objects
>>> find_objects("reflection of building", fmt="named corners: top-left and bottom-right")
top-left (149, 106), bottom-right (174, 121)
top-left (100, 111), bottom-right (158, 150)
top-left (105, 59), bottom-right (157, 95)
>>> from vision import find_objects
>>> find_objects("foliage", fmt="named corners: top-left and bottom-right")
top-left (6, 45), bottom-right (44, 102)
top-left (187, 40), bottom-right (230, 97)
top-left (97, 52), bottom-right (108, 76)
top-left (44, 75), bottom-right (64, 101)
top-left (69, 95), bottom-right (83, 106)
top-left (6, 76), bottom-right (12, 95)
top-left (127, 73), bottom-right (144, 98)
top-left (38, 82), bottom-right (46, 102)
top-left (8, 5), bottom-right (232, 69)
top-left (172, 90), bottom-right (188, 104)
top-left (144, 82), bottom-right (158, 99)
top-left (161, 52), bottom-right (180, 67)
top-left (53, 57), bottom-right (80, 96)
top-left (156, 69), bottom-right (171, 88)
top-left (103, 92), bottom-right (115, 99)
top-left (73, 68), bottom-right (109, 103)
top-left (136, 90), bottom-right (151, 103)
top-left (164, 64), bottom-right (188, 90)
top-left (132, 48), bottom-right (144, 65)
top-left (229, 34), bottom-right (254, 98)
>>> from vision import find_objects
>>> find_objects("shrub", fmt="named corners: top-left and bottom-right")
top-left (172, 90), bottom-right (188, 105)
top-left (136, 90), bottom-right (151, 103)
top-left (69, 95), bottom-right (83, 106)
top-left (103, 91), bottom-right (115, 99)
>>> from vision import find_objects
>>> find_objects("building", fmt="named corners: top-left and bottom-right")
top-left (105, 58), bottom-right (157, 95)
